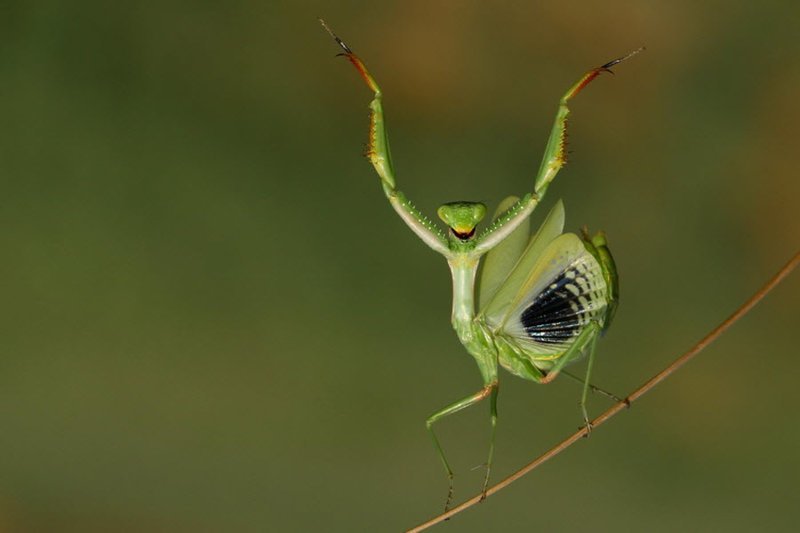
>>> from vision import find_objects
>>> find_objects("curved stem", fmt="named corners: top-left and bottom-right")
top-left (408, 250), bottom-right (800, 533)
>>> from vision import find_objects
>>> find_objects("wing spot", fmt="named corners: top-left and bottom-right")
top-left (574, 275), bottom-right (590, 292)
top-left (565, 283), bottom-right (580, 296)
top-left (518, 252), bottom-right (609, 346)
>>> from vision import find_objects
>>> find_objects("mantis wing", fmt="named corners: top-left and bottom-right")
top-left (499, 233), bottom-right (610, 350)
top-left (480, 200), bottom-right (565, 323)
top-left (478, 196), bottom-right (529, 310)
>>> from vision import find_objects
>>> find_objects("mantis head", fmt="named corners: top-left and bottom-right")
top-left (437, 202), bottom-right (487, 241)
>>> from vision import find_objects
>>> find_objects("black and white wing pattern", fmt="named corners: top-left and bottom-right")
top-left (498, 233), bottom-right (610, 352)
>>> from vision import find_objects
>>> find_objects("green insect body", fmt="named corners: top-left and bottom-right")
top-left (322, 19), bottom-right (639, 508)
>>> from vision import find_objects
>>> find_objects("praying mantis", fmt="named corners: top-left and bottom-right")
top-left (322, 20), bottom-right (642, 508)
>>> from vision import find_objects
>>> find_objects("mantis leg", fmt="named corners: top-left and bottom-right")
top-left (475, 48), bottom-right (643, 254)
top-left (321, 20), bottom-right (449, 256)
top-left (540, 321), bottom-right (603, 430)
top-left (579, 329), bottom-right (601, 432)
top-left (533, 48), bottom-right (644, 197)
top-left (561, 369), bottom-right (624, 403)
top-left (426, 381), bottom-right (498, 511)
top-left (483, 384), bottom-right (499, 500)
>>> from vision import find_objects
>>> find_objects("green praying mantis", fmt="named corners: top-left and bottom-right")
top-left (322, 20), bottom-right (642, 508)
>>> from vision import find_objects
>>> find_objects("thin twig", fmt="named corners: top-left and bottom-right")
top-left (408, 251), bottom-right (800, 533)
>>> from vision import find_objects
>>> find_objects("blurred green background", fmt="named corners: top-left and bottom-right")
top-left (1, 1), bottom-right (799, 531)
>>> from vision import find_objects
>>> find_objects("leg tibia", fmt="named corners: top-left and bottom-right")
top-left (426, 381), bottom-right (498, 511)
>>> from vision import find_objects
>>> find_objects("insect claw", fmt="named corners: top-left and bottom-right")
top-left (600, 46), bottom-right (645, 71)
top-left (442, 472), bottom-right (455, 514)
top-left (319, 18), bottom-right (354, 55)
top-left (608, 392), bottom-right (625, 403)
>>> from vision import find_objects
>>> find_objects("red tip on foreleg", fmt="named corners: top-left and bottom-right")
top-left (320, 18), bottom-right (381, 94)
top-left (565, 46), bottom-right (645, 101)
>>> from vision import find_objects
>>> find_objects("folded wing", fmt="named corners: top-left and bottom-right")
top-left (479, 200), bottom-right (565, 322)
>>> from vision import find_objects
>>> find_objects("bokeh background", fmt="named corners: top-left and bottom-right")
top-left (1, 1), bottom-right (798, 531)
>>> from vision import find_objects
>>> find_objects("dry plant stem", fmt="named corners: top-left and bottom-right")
top-left (408, 251), bottom-right (800, 533)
